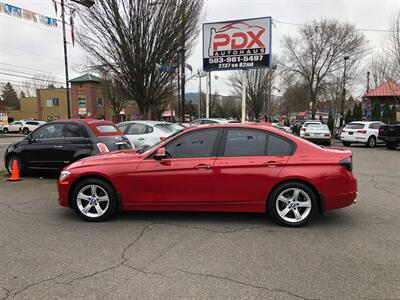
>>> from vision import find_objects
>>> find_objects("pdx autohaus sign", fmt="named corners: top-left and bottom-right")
top-left (202, 17), bottom-right (272, 72)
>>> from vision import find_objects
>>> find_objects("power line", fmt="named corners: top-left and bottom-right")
top-left (0, 72), bottom-right (65, 84)
top-left (0, 62), bottom-right (65, 77)
top-left (0, 67), bottom-right (64, 80)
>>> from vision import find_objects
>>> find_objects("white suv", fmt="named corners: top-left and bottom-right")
top-left (2, 120), bottom-right (45, 134)
top-left (340, 121), bottom-right (385, 147)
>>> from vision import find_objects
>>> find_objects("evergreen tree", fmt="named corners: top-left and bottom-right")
top-left (327, 109), bottom-right (334, 132)
top-left (382, 103), bottom-right (391, 123)
top-left (352, 102), bottom-right (363, 120)
top-left (19, 90), bottom-right (26, 99)
top-left (1, 82), bottom-right (20, 109)
top-left (345, 109), bottom-right (353, 124)
top-left (390, 105), bottom-right (397, 124)
top-left (371, 101), bottom-right (381, 121)
top-left (352, 103), bottom-right (358, 120)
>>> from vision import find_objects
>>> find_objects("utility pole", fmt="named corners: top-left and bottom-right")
top-left (340, 56), bottom-right (350, 127)
top-left (367, 71), bottom-right (370, 93)
top-left (61, 0), bottom-right (71, 119)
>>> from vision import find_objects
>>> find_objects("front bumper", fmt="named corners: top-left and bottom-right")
top-left (57, 178), bottom-right (72, 207)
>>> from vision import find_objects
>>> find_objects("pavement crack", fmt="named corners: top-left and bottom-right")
top-left (174, 268), bottom-right (318, 300)
top-left (152, 221), bottom-right (268, 234)
top-left (0, 286), bottom-right (11, 300)
top-left (370, 175), bottom-right (400, 198)
top-left (0, 203), bottom-right (39, 216)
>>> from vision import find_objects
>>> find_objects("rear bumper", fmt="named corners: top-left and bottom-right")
top-left (340, 135), bottom-right (367, 143)
top-left (304, 137), bottom-right (331, 144)
top-left (322, 172), bottom-right (358, 211)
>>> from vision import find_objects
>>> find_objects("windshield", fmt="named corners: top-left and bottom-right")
top-left (138, 128), bottom-right (185, 154)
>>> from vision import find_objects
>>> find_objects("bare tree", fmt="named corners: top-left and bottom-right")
top-left (367, 55), bottom-right (399, 89)
top-left (101, 76), bottom-right (128, 123)
top-left (387, 11), bottom-right (400, 80)
top-left (229, 69), bottom-right (275, 121)
top-left (76, 0), bottom-right (203, 118)
top-left (20, 73), bottom-right (61, 96)
top-left (281, 19), bottom-right (367, 119)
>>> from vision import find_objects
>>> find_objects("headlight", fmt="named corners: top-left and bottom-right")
top-left (59, 170), bottom-right (71, 181)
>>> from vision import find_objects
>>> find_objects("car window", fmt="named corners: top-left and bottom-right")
top-left (303, 122), bottom-right (321, 127)
top-left (126, 123), bottom-right (153, 135)
top-left (191, 120), bottom-right (202, 125)
top-left (202, 120), bottom-right (217, 124)
top-left (345, 123), bottom-right (365, 130)
top-left (165, 129), bottom-right (219, 158)
top-left (267, 135), bottom-right (292, 156)
top-left (117, 124), bottom-right (129, 133)
top-left (223, 129), bottom-right (267, 156)
top-left (32, 124), bottom-right (64, 139)
top-left (65, 124), bottom-right (86, 138)
top-left (369, 123), bottom-right (381, 129)
top-left (96, 125), bottom-right (119, 133)
top-left (154, 123), bottom-right (180, 133)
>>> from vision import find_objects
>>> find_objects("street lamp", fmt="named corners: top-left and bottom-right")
top-left (61, 0), bottom-right (95, 119)
top-left (340, 56), bottom-right (350, 127)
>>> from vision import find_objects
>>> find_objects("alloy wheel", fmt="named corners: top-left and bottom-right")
top-left (275, 188), bottom-right (312, 223)
top-left (76, 184), bottom-right (110, 218)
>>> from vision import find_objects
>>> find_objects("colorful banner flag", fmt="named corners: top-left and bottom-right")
top-left (0, 1), bottom-right (57, 27)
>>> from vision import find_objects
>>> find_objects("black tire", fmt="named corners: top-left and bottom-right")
top-left (366, 136), bottom-right (376, 148)
top-left (3, 128), bottom-right (8, 134)
top-left (22, 128), bottom-right (29, 135)
top-left (386, 143), bottom-right (398, 150)
top-left (342, 141), bottom-right (351, 147)
top-left (71, 177), bottom-right (117, 222)
top-left (6, 155), bottom-right (24, 176)
top-left (268, 181), bottom-right (318, 227)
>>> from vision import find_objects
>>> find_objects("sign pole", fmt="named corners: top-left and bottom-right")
top-left (198, 71), bottom-right (202, 118)
top-left (206, 72), bottom-right (210, 118)
top-left (241, 70), bottom-right (246, 123)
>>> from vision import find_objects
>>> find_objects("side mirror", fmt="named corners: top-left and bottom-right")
top-left (27, 134), bottom-right (34, 143)
top-left (154, 147), bottom-right (167, 160)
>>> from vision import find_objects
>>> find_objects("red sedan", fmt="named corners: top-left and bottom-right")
top-left (57, 124), bottom-right (357, 227)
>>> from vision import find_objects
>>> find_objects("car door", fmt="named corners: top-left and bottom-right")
top-left (62, 123), bottom-right (92, 164)
top-left (9, 121), bottom-right (22, 132)
top-left (21, 123), bottom-right (66, 170)
top-left (125, 123), bottom-right (153, 148)
top-left (211, 128), bottom-right (292, 207)
top-left (132, 128), bottom-right (222, 204)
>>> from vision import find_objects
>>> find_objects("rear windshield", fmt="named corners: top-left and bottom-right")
top-left (308, 124), bottom-right (329, 130)
top-left (304, 122), bottom-right (321, 127)
top-left (96, 125), bottom-right (119, 133)
top-left (154, 123), bottom-right (183, 133)
top-left (345, 123), bottom-right (365, 129)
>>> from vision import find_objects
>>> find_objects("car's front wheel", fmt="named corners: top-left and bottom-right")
top-left (268, 182), bottom-right (317, 227)
top-left (342, 141), bottom-right (351, 147)
top-left (71, 178), bottom-right (117, 222)
top-left (3, 128), bottom-right (8, 134)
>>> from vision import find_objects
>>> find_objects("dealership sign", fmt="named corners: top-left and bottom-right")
top-left (202, 17), bottom-right (272, 72)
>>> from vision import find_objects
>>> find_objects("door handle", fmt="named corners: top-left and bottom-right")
top-left (263, 161), bottom-right (282, 167)
top-left (137, 138), bottom-right (145, 141)
top-left (53, 145), bottom-right (63, 149)
top-left (194, 164), bottom-right (212, 170)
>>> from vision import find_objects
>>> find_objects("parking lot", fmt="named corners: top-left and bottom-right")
top-left (0, 135), bottom-right (399, 299)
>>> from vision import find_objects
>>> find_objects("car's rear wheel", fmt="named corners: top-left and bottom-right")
top-left (268, 182), bottom-right (317, 227)
top-left (71, 178), bottom-right (117, 222)
top-left (3, 128), bottom-right (8, 134)
top-left (342, 141), bottom-right (351, 147)
top-left (6, 155), bottom-right (24, 175)
top-left (366, 136), bottom-right (376, 148)
top-left (386, 142), bottom-right (398, 150)
top-left (22, 128), bottom-right (29, 135)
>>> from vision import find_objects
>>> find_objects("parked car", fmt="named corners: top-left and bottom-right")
top-left (0, 123), bottom-right (3, 133)
top-left (378, 124), bottom-right (400, 149)
top-left (20, 120), bottom-right (46, 135)
top-left (340, 121), bottom-right (385, 147)
top-left (335, 125), bottom-right (345, 140)
top-left (57, 123), bottom-right (357, 227)
top-left (189, 118), bottom-right (229, 126)
top-left (299, 121), bottom-right (322, 137)
top-left (2, 120), bottom-right (24, 134)
top-left (303, 124), bottom-right (331, 146)
top-left (116, 121), bottom-right (184, 149)
top-left (4, 119), bottom-right (133, 175)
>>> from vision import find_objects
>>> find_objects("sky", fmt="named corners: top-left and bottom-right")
top-left (1, 0), bottom-right (400, 98)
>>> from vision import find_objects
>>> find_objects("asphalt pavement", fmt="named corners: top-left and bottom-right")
top-left (0, 140), bottom-right (399, 299)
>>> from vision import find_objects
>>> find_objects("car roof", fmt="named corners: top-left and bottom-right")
top-left (181, 122), bottom-right (286, 134)
top-left (53, 118), bottom-right (121, 136)
top-left (117, 120), bottom-right (171, 126)
top-left (348, 121), bottom-right (383, 124)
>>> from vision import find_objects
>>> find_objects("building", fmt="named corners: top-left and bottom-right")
top-left (37, 87), bottom-right (69, 121)
top-left (363, 81), bottom-right (400, 121)
top-left (5, 97), bottom-right (38, 122)
top-left (70, 74), bottom-right (139, 122)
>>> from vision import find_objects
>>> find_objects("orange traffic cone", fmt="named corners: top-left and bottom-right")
top-left (7, 160), bottom-right (21, 181)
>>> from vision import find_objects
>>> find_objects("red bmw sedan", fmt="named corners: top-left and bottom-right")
top-left (57, 124), bottom-right (357, 227)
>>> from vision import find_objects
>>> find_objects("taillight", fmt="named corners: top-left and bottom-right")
top-left (160, 137), bottom-right (166, 141)
top-left (342, 129), bottom-right (346, 132)
top-left (304, 133), bottom-right (310, 136)
top-left (301, 128), bottom-right (306, 131)
top-left (339, 157), bottom-right (353, 172)
top-left (97, 143), bottom-right (110, 153)
top-left (357, 130), bottom-right (367, 134)
top-left (324, 133), bottom-right (331, 137)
